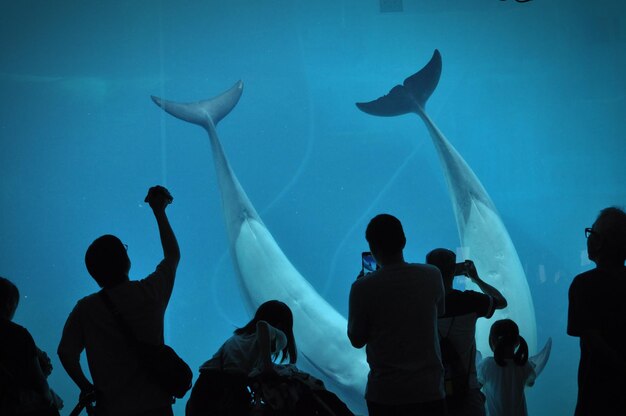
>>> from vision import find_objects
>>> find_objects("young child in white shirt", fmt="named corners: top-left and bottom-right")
top-left (477, 319), bottom-right (536, 416)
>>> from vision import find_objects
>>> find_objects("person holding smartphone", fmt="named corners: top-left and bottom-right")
top-left (426, 248), bottom-right (507, 416)
top-left (348, 214), bottom-right (446, 416)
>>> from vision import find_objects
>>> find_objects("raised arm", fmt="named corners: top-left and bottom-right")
top-left (145, 186), bottom-right (180, 269)
top-left (466, 260), bottom-right (508, 310)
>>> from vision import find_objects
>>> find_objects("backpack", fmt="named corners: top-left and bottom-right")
top-left (439, 317), bottom-right (471, 408)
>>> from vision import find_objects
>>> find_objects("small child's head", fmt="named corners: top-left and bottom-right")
top-left (489, 319), bottom-right (529, 367)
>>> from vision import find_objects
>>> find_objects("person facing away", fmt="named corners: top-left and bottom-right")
top-left (185, 300), bottom-right (297, 416)
top-left (567, 206), bottom-right (626, 415)
top-left (426, 248), bottom-right (507, 416)
top-left (348, 214), bottom-right (447, 416)
top-left (477, 319), bottom-right (535, 416)
top-left (1, 277), bottom-right (62, 416)
top-left (187, 300), bottom-right (354, 416)
top-left (57, 185), bottom-right (180, 416)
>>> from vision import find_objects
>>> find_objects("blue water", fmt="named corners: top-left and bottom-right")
top-left (1, 1), bottom-right (625, 415)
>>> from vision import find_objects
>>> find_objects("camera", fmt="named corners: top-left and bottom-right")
top-left (454, 261), bottom-right (470, 276)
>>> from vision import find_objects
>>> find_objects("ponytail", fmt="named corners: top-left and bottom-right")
top-left (514, 336), bottom-right (529, 366)
top-left (490, 319), bottom-right (528, 367)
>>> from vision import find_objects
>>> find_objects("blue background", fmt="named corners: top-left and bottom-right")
top-left (1, 1), bottom-right (625, 414)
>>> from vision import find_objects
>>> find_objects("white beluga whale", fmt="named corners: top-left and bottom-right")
top-left (151, 82), bottom-right (369, 413)
top-left (355, 50), bottom-right (551, 367)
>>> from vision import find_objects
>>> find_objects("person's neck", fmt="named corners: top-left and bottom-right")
top-left (377, 252), bottom-right (405, 268)
top-left (594, 258), bottom-right (625, 269)
top-left (105, 274), bottom-right (130, 289)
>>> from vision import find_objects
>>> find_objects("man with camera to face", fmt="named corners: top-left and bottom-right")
top-left (426, 248), bottom-right (507, 416)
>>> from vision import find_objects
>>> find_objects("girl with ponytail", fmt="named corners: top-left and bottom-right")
top-left (477, 319), bottom-right (536, 416)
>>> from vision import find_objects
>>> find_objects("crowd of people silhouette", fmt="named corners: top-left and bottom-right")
top-left (1, 186), bottom-right (624, 416)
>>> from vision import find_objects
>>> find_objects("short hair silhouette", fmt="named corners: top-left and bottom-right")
top-left (85, 234), bottom-right (131, 288)
top-left (426, 248), bottom-right (456, 281)
top-left (594, 207), bottom-right (626, 262)
top-left (0, 276), bottom-right (19, 320)
top-left (235, 300), bottom-right (297, 365)
top-left (366, 214), bottom-right (406, 256)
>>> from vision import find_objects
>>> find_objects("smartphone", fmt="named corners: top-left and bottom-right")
top-left (362, 252), bottom-right (377, 275)
top-left (454, 261), bottom-right (468, 276)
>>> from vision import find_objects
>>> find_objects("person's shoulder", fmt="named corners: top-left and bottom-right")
top-left (139, 258), bottom-right (176, 286)
top-left (569, 268), bottom-right (601, 291)
top-left (1, 319), bottom-right (30, 337)
top-left (1, 320), bottom-right (36, 347)
top-left (68, 291), bottom-right (102, 315)
top-left (405, 262), bottom-right (441, 277)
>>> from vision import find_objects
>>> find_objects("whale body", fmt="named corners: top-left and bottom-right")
top-left (355, 50), bottom-right (539, 356)
top-left (151, 83), bottom-right (369, 413)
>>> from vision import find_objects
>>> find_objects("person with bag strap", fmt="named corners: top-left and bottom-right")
top-left (58, 185), bottom-right (182, 416)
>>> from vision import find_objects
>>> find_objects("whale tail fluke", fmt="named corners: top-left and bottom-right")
top-left (356, 49), bottom-right (441, 116)
top-left (151, 80), bottom-right (243, 128)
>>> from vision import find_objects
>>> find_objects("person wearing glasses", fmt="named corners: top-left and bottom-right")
top-left (57, 186), bottom-right (180, 416)
top-left (567, 206), bottom-right (626, 415)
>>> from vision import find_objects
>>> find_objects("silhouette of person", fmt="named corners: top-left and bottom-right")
top-left (426, 248), bottom-right (507, 416)
top-left (186, 300), bottom-right (297, 416)
top-left (567, 206), bottom-right (626, 415)
top-left (476, 319), bottom-right (535, 416)
top-left (1, 276), bottom-right (63, 415)
top-left (57, 185), bottom-right (180, 416)
top-left (348, 214), bottom-right (447, 416)
top-left (186, 300), bottom-right (352, 416)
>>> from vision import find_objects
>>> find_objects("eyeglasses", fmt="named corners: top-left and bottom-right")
top-left (123, 244), bottom-right (128, 251)
top-left (584, 228), bottom-right (596, 238)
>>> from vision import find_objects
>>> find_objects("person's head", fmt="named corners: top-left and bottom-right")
top-left (235, 300), bottom-right (297, 364)
top-left (489, 319), bottom-right (528, 367)
top-left (85, 235), bottom-right (131, 288)
top-left (587, 207), bottom-right (626, 265)
top-left (0, 277), bottom-right (19, 321)
top-left (365, 214), bottom-right (406, 263)
top-left (426, 248), bottom-right (456, 287)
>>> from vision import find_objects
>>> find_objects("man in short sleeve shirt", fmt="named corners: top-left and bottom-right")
top-left (567, 207), bottom-right (626, 415)
top-left (58, 186), bottom-right (180, 416)
top-left (348, 214), bottom-right (446, 416)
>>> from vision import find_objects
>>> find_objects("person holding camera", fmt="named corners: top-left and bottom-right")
top-left (348, 214), bottom-right (447, 416)
top-left (57, 185), bottom-right (180, 416)
top-left (426, 248), bottom-right (507, 416)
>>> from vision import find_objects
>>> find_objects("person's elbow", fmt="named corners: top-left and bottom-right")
top-left (495, 296), bottom-right (508, 310)
top-left (347, 329), bottom-right (366, 349)
top-left (57, 348), bottom-right (79, 368)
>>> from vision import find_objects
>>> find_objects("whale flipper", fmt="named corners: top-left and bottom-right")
top-left (356, 49), bottom-right (441, 116)
top-left (530, 337), bottom-right (552, 377)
